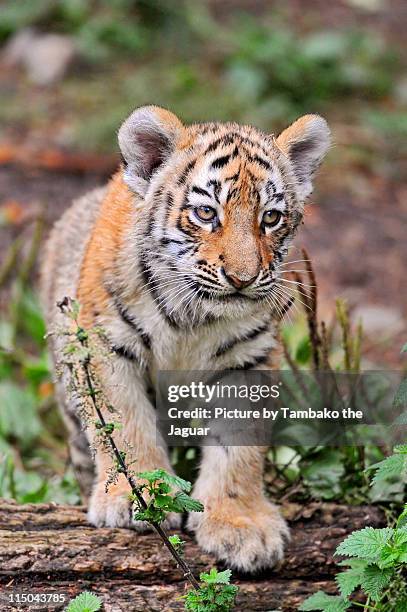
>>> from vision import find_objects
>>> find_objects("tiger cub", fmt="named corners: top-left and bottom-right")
top-left (41, 106), bottom-right (330, 571)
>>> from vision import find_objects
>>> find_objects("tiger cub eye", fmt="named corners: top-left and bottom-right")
top-left (195, 205), bottom-right (217, 222)
top-left (262, 210), bottom-right (282, 227)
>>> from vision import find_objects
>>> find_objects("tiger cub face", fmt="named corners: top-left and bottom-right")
top-left (119, 106), bottom-right (330, 324)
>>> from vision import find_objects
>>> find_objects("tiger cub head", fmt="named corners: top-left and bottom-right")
top-left (118, 106), bottom-right (330, 324)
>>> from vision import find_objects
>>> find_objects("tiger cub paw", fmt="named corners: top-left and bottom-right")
top-left (88, 482), bottom-right (181, 531)
top-left (187, 496), bottom-right (289, 573)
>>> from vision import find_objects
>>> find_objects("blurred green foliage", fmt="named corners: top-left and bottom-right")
top-left (0, 229), bottom-right (80, 505)
top-left (0, 0), bottom-right (404, 152)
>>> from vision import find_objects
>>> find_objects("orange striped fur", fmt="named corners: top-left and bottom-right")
top-left (41, 106), bottom-right (330, 571)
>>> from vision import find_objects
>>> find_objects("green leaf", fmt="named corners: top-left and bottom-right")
top-left (302, 450), bottom-right (345, 500)
top-left (213, 569), bottom-right (233, 585)
top-left (172, 491), bottom-right (204, 513)
top-left (378, 548), bottom-right (401, 568)
top-left (157, 482), bottom-right (171, 494)
top-left (299, 591), bottom-right (350, 611)
top-left (20, 480), bottom-right (48, 504)
top-left (394, 528), bottom-right (407, 546)
top-left (66, 591), bottom-right (102, 612)
top-left (168, 534), bottom-right (183, 546)
top-left (184, 580), bottom-right (238, 611)
top-left (397, 505), bottom-right (407, 528)
top-left (335, 527), bottom-right (394, 561)
top-left (0, 381), bottom-right (41, 445)
top-left (168, 533), bottom-right (185, 554)
top-left (136, 468), bottom-right (192, 492)
top-left (335, 566), bottom-right (363, 598)
top-left (200, 568), bottom-right (232, 585)
top-left (367, 453), bottom-right (407, 486)
top-left (134, 505), bottom-right (165, 524)
top-left (395, 597), bottom-right (407, 611)
top-left (401, 343), bottom-right (407, 353)
top-left (360, 564), bottom-right (393, 601)
top-left (295, 335), bottom-right (312, 364)
top-left (23, 354), bottom-right (50, 387)
top-left (18, 290), bottom-right (47, 346)
top-left (154, 494), bottom-right (173, 508)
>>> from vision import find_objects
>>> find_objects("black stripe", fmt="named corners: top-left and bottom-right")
top-left (204, 132), bottom-right (271, 157)
top-left (177, 244), bottom-right (196, 257)
top-left (242, 152), bottom-right (272, 170)
top-left (192, 283), bottom-right (212, 299)
top-left (278, 296), bottom-right (294, 320)
top-left (233, 353), bottom-right (269, 370)
top-left (211, 154), bottom-right (231, 169)
top-left (227, 185), bottom-right (239, 201)
top-left (160, 237), bottom-right (184, 246)
top-left (112, 344), bottom-right (139, 361)
top-left (205, 134), bottom-right (236, 154)
top-left (192, 186), bottom-right (211, 197)
top-left (177, 159), bottom-right (197, 185)
top-left (207, 179), bottom-right (221, 203)
top-left (265, 180), bottom-right (276, 198)
top-left (253, 155), bottom-right (271, 170)
top-left (112, 298), bottom-right (151, 349)
top-left (176, 215), bottom-right (199, 239)
top-left (224, 170), bottom-right (240, 182)
top-left (163, 192), bottom-right (174, 226)
top-left (276, 223), bottom-right (291, 243)
top-left (194, 274), bottom-right (222, 289)
top-left (139, 259), bottom-right (180, 329)
top-left (257, 279), bottom-right (273, 288)
top-left (215, 321), bottom-right (270, 357)
top-left (146, 187), bottom-right (164, 236)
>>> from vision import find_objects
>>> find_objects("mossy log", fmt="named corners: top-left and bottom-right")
top-left (0, 500), bottom-right (384, 611)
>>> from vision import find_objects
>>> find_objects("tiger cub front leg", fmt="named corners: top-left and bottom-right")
top-left (187, 446), bottom-right (289, 572)
top-left (86, 360), bottom-right (180, 531)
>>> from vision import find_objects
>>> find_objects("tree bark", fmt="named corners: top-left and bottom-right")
top-left (0, 500), bottom-right (384, 611)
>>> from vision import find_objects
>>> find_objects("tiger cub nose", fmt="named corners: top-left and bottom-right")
top-left (223, 270), bottom-right (258, 289)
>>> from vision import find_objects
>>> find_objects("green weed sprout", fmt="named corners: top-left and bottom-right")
top-left (57, 297), bottom-right (238, 610)
top-left (300, 358), bottom-right (407, 612)
top-left (184, 568), bottom-right (239, 612)
top-left (66, 591), bottom-right (102, 612)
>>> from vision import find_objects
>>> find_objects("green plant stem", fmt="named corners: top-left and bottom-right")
top-left (79, 339), bottom-right (200, 591)
top-left (350, 600), bottom-right (376, 611)
top-left (302, 247), bottom-right (321, 370)
top-left (0, 236), bottom-right (22, 288)
top-left (10, 218), bottom-right (43, 347)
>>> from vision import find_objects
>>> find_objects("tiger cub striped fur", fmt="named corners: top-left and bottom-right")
top-left (41, 106), bottom-right (330, 572)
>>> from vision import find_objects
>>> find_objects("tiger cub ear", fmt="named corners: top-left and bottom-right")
top-left (118, 105), bottom-right (185, 196)
top-left (276, 114), bottom-right (331, 200)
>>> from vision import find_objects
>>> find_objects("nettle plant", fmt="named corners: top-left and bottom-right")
top-left (300, 497), bottom-right (407, 611)
top-left (66, 591), bottom-right (102, 612)
top-left (56, 297), bottom-right (238, 612)
top-left (300, 352), bottom-right (407, 612)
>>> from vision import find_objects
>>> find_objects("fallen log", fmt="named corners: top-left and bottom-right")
top-left (0, 142), bottom-right (117, 174)
top-left (0, 500), bottom-right (384, 611)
